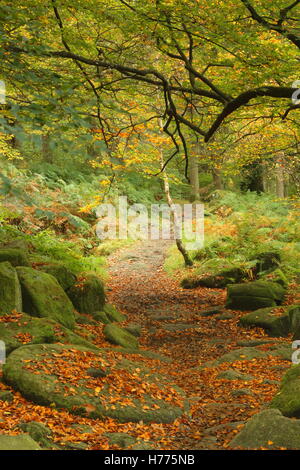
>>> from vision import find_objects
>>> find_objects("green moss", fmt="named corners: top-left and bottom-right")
top-left (226, 280), bottom-right (286, 311)
top-left (270, 365), bottom-right (300, 417)
top-left (0, 313), bottom-right (98, 354)
top-left (67, 274), bottom-right (105, 314)
top-left (239, 308), bottom-right (290, 337)
top-left (0, 248), bottom-right (29, 267)
top-left (0, 261), bottom-right (22, 314)
top-left (103, 304), bottom-right (127, 322)
top-left (93, 311), bottom-right (110, 324)
top-left (18, 422), bottom-right (55, 449)
top-left (36, 263), bottom-right (76, 291)
top-left (230, 409), bottom-right (300, 449)
top-left (217, 369), bottom-right (254, 381)
top-left (104, 324), bottom-right (139, 349)
top-left (3, 344), bottom-right (184, 424)
top-left (0, 434), bottom-right (41, 450)
top-left (16, 267), bottom-right (75, 329)
top-left (182, 268), bottom-right (246, 289)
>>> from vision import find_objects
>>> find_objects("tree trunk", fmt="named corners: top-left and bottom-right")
top-left (212, 168), bottom-right (223, 190)
top-left (275, 157), bottom-right (285, 198)
top-left (42, 133), bottom-right (53, 163)
top-left (189, 150), bottom-right (199, 202)
top-left (160, 149), bottom-right (193, 267)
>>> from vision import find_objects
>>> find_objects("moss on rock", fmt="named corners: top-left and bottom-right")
top-left (217, 369), bottom-right (254, 381)
top-left (16, 267), bottom-right (75, 329)
top-left (104, 324), bottom-right (139, 349)
top-left (239, 307), bottom-right (290, 337)
top-left (0, 434), bottom-right (41, 450)
top-left (251, 251), bottom-right (281, 274)
top-left (0, 313), bottom-right (98, 354)
top-left (3, 344), bottom-right (185, 424)
top-left (103, 304), bottom-right (127, 322)
top-left (0, 261), bottom-right (22, 314)
top-left (36, 263), bottom-right (76, 291)
top-left (230, 409), bottom-right (300, 449)
top-left (67, 274), bottom-right (105, 314)
top-left (226, 280), bottom-right (286, 311)
top-left (181, 268), bottom-right (246, 289)
top-left (0, 248), bottom-right (29, 267)
top-left (270, 365), bottom-right (300, 417)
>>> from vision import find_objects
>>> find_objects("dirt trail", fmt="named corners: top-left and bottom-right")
top-left (107, 240), bottom-right (291, 450)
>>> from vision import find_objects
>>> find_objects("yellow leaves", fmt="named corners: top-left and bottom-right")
top-left (94, 387), bottom-right (101, 396)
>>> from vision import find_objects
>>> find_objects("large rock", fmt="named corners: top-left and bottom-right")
top-left (93, 304), bottom-right (126, 323)
top-left (239, 307), bottom-right (290, 337)
top-left (0, 248), bottom-right (29, 267)
top-left (230, 409), bottom-right (300, 449)
top-left (288, 305), bottom-right (300, 339)
top-left (0, 261), bottom-right (22, 314)
top-left (16, 267), bottom-right (75, 330)
top-left (261, 269), bottom-right (288, 288)
top-left (181, 268), bottom-right (245, 289)
top-left (226, 280), bottom-right (285, 311)
top-left (202, 347), bottom-right (267, 368)
top-left (104, 324), bottom-right (139, 350)
top-left (0, 313), bottom-right (98, 354)
top-left (18, 422), bottom-right (55, 449)
top-left (67, 274), bottom-right (105, 314)
top-left (251, 251), bottom-right (281, 274)
top-left (270, 364), bottom-right (300, 417)
top-left (35, 263), bottom-right (76, 291)
top-left (0, 434), bottom-right (41, 450)
top-left (3, 344), bottom-right (185, 424)
top-left (217, 369), bottom-right (254, 381)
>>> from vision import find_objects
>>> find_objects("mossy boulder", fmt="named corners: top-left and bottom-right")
top-left (230, 409), bottom-right (300, 449)
top-left (35, 263), bottom-right (76, 291)
top-left (104, 432), bottom-right (155, 450)
top-left (288, 305), bottom-right (300, 339)
top-left (226, 280), bottom-right (286, 311)
top-left (0, 248), bottom-right (29, 267)
top-left (93, 304), bottom-right (126, 323)
top-left (0, 390), bottom-right (14, 402)
top-left (125, 324), bottom-right (142, 337)
top-left (251, 251), bottom-right (281, 274)
top-left (103, 304), bottom-right (126, 322)
top-left (0, 313), bottom-right (56, 354)
top-left (16, 267), bottom-right (75, 330)
top-left (261, 268), bottom-right (288, 288)
top-left (0, 313), bottom-right (99, 354)
top-left (239, 307), bottom-right (290, 337)
top-left (93, 311), bottom-right (110, 324)
top-left (0, 261), bottom-right (22, 314)
top-left (104, 432), bottom-right (138, 448)
top-left (0, 434), bottom-right (41, 450)
top-left (3, 344), bottom-right (185, 424)
top-left (2, 239), bottom-right (29, 253)
top-left (104, 324), bottom-right (139, 349)
top-left (203, 347), bottom-right (267, 368)
top-left (67, 274), bottom-right (105, 314)
top-left (270, 364), bottom-right (300, 417)
top-left (181, 268), bottom-right (245, 289)
top-left (18, 422), bottom-right (55, 449)
top-left (217, 369), bottom-right (254, 381)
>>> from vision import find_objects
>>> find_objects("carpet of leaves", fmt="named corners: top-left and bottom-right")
top-left (0, 241), bottom-right (298, 450)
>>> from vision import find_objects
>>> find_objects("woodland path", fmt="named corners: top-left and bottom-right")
top-left (107, 240), bottom-right (291, 450)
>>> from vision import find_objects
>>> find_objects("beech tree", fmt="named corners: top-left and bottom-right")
top-left (0, 0), bottom-right (299, 176)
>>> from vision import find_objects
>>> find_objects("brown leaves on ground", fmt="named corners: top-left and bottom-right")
top-left (0, 241), bottom-right (296, 450)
